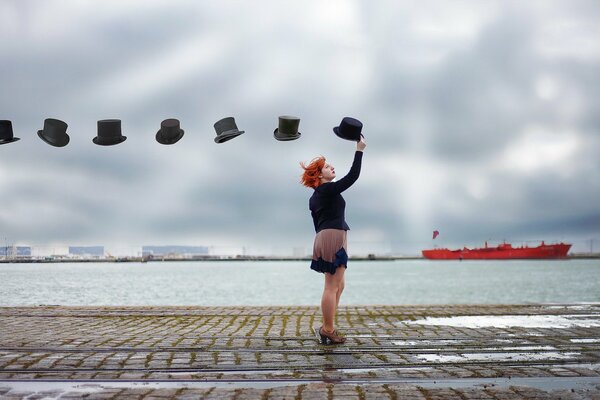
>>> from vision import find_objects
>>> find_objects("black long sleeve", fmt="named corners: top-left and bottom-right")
top-left (316, 151), bottom-right (363, 195)
top-left (309, 151), bottom-right (364, 233)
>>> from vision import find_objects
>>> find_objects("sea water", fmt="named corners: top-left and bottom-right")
top-left (0, 259), bottom-right (599, 306)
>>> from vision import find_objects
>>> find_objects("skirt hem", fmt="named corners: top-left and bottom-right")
top-left (310, 247), bottom-right (348, 275)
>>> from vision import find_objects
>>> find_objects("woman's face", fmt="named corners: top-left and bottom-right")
top-left (321, 163), bottom-right (336, 181)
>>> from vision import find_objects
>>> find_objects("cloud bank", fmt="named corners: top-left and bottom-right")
top-left (1, 0), bottom-right (599, 255)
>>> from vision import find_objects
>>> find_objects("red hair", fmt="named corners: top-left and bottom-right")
top-left (300, 156), bottom-right (326, 188)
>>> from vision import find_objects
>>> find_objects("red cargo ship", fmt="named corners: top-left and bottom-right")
top-left (422, 241), bottom-right (571, 260)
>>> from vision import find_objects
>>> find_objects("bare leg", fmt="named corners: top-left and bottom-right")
top-left (335, 266), bottom-right (345, 309)
top-left (322, 266), bottom-right (345, 333)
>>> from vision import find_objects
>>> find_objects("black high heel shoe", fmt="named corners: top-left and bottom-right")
top-left (318, 326), bottom-right (346, 345)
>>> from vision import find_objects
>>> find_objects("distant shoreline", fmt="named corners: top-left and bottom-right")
top-left (1, 254), bottom-right (599, 263)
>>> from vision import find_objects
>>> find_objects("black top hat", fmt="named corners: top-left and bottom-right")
top-left (333, 117), bottom-right (363, 141)
top-left (0, 120), bottom-right (20, 145)
top-left (156, 118), bottom-right (184, 145)
top-left (274, 116), bottom-right (301, 141)
top-left (93, 119), bottom-right (127, 146)
top-left (214, 117), bottom-right (245, 143)
top-left (37, 118), bottom-right (70, 147)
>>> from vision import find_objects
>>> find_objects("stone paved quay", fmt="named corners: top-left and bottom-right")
top-left (0, 304), bottom-right (599, 399)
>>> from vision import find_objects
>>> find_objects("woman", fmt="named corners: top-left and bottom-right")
top-left (300, 136), bottom-right (366, 344)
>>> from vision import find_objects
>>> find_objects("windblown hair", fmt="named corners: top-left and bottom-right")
top-left (300, 156), bottom-right (326, 188)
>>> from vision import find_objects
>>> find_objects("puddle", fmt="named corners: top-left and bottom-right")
top-left (401, 315), bottom-right (600, 329)
top-left (567, 363), bottom-right (600, 371)
top-left (415, 351), bottom-right (579, 363)
top-left (495, 346), bottom-right (556, 351)
top-left (1, 376), bottom-right (599, 395)
top-left (570, 338), bottom-right (600, 343)
top-left (350, 334), bottom-right (391, 338)
top-left (545, 305), bottom-right (594, 310)
top-left (392, 339), bottom-right (461, 346)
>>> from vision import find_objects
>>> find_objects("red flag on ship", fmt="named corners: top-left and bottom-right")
top-left (432, 230), bottom-right (439, 239)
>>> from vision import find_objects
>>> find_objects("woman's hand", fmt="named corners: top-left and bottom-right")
top-left (356, 135), bottom-right (366, 152)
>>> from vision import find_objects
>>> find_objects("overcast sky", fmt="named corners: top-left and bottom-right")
top-left (1, 0), bottom-right (599, 256)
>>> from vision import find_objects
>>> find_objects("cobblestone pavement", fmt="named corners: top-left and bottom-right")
top-left (0, 304), bottom-right (599, 399)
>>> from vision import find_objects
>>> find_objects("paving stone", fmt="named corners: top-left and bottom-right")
top-left (0, 304), bottom-right (599, 399)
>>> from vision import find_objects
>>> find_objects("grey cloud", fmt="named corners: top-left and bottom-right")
top-left (1, 1), bottom-right (598, 255)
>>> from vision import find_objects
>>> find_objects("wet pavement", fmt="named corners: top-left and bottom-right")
top-left (0, 304), bottom-right (599, 399)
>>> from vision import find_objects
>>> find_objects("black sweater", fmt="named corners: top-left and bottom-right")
top-left (309, 151), bottom-right (363, 233)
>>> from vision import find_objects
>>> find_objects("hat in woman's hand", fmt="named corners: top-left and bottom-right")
top-left (0, 120), bottom-right (20, 145)
top-left (333, 117), bottom-right (363, 141)
top-left (274, 116), bottom-right (301, 141)
top-left (214, 117), bottom-right (245, 143)
top-left (38, 118), bottom-right (70, 147)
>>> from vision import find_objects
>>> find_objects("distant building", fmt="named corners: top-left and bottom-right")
top-left (0, 246), bottom-right (32, 258)
top-left (142, 246), bottom-right (209, 258)
top-left (69, 246), bottom-right (104, 258)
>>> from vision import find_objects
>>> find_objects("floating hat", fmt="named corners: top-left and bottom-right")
top-left (274, 116), bottom-right (301, 141)
top-left (333, 117), bottom-right (363, 141)
top-left (0, 120), bottom-right (20, 145)
top-left (93, 119), bottom-right (127, 146)
top-left (156, 118), bottom-right (184, 145)
top-left (214, 117), bottom-right (244, 143)
top-left (37, 118), bottom-right (70, 147)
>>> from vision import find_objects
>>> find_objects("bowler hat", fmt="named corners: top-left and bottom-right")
top-left (274, 116), bottom-right (301, 141)
top-left (0, 120), bottom-right (20, 145)
top-left (37, 118), bottom-right (70, 147)
top-left (156, 118), bottom-right (184, 145)
top-left (333, 117), bottom-right (363, 141)
top-left (214, 117), bottom-right (244, 143)
top-left (93, 119), bottom-right (127, 146)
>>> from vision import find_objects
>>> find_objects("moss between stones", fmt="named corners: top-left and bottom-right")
top-left (374, 354), bottom-right (389, 363)
top-left (260, 388), bottom-right (273, 400)
top-left (20, 353), bottom-right (47, 369)
top-left (265, 315), bottom-right (276, 337)
top-left (295, 383), bottom-right (307, 400)
top-left (230, 315), bottom-right (251, 336)
top-left (345, 313), bottom-right (355, 328)
top-left (356, 385), bottom-right (366, 400)
top-left (295, 315), bottom-right (302, 337)
top-left (221, 315), bottom-right (239, 334)
top-left (280, 315), bottom-right (290, 337)
top-left (382, 383), bottom-right (398, 400)
top-left (246, 316), bottom-right (262, 337)
top-left (417, 386), bottom-right (435, 400)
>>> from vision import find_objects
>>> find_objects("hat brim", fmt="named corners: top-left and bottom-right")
top-left (214, 130), bottom-right (244, 143)
top-left (93, 136), bottom-right (127, 146)
top-left (156, 129), bottom-right (184, 145)
top-left (38, 130), bottom-right (70, 147)
top-left (0, 137), bottom-right (20, 145)
top-left (274, 128), bottom-right (301, 141)
top-left (333, 126), bottom-right (362, 142)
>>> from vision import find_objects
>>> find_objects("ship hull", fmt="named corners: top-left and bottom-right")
top-left (422, 243), bottom-right (571, 260)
